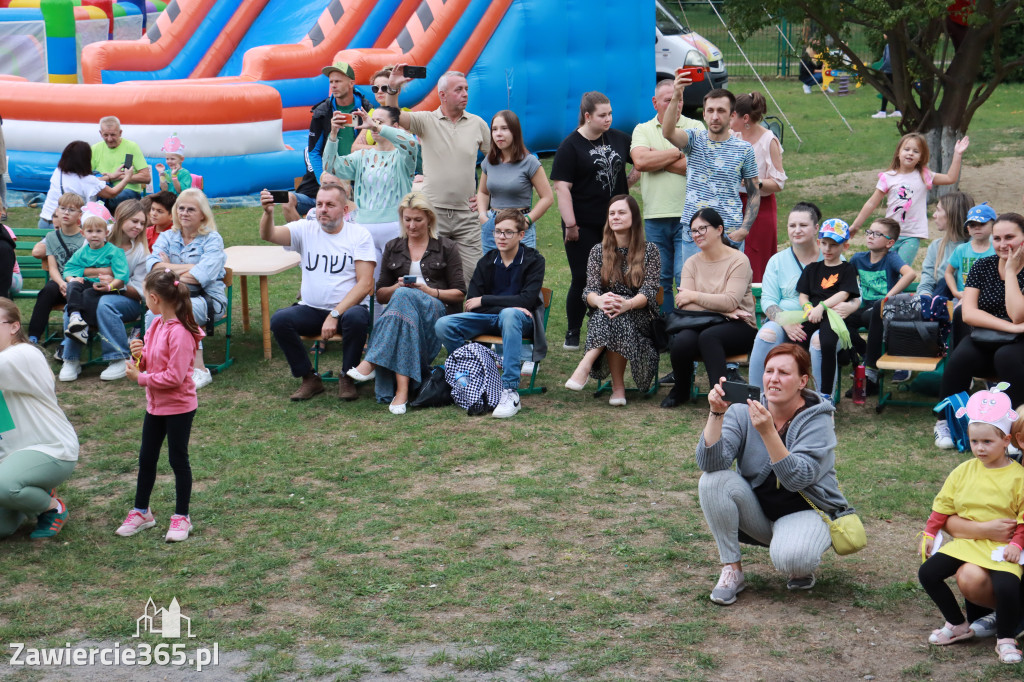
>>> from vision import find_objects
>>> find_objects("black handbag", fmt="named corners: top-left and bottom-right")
top-left (971, 328), bottom-right (1024, 348)
top-left (648, 314), bottom-right (670, 353)
top-left (664, 309), bottom-right (728, 335)
top-left (409, 366), bottom-right (454, 408)
top-left (884, 319), bottom-right (943, 357)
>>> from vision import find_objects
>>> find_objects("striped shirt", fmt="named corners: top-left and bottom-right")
top-left (682, 130), bottom-right (757, 234)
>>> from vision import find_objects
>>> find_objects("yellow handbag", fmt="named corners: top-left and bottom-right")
top-left (799, 491), bottom-right (867, 556)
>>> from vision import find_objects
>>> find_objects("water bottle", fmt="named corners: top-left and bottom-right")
top-left (453, 371), bottom-right (469, 388)
top-left (853, 364), bottom-right (866, 405)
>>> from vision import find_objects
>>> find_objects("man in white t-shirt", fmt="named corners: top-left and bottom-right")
top-left (259, 183), bottom-right (375, 401)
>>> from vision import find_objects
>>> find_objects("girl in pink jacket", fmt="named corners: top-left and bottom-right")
top-left (116, 268), bottom-right (204, 542)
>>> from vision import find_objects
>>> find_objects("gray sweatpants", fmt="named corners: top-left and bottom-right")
top-left (698, 469), bottom-right (831, 576)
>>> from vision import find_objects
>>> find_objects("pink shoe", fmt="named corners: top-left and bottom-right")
top-left (115, 509), bottom-right (156, 537)
top-left (165, 514), bottom-right (192, 542)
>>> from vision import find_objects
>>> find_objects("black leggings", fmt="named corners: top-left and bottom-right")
top-left (135, 410), bottom-right (195, 516)
top-left (940, 335), bottom-right (1024, 407)
top-left (563, 224), bottom-right (602, 333)
top-left (844, 301), bottom-right (884, 367)
top-left (28, 279), bottom-right (66, 341)
top-left (919, 552), bottom-right (1020, 639)
top-left (66, 280), bottom-right (112, 321)
top-left (0, 239), bottom-right (14, 298)
top-left (667, 320), bottom-right (758, 399)
top-left (801, 318), bottom-right (841, 393)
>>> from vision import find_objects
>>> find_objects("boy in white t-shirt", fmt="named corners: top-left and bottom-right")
top-left (258, 183), bottom-right (375, 402)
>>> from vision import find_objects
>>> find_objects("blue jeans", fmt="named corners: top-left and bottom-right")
top-left (645, 217), bottom-right (684, 314)
top-left (294, 192), bottom-right (316, 218)
top-left (893, 236), bottom-right (920, 266)
top-left (435, 309), bottom-right (533, 389)
top-left (103, 188), bottom-right (143, 212)
top-left (480, 210), bottom-right (537, 253)
top-left (749, 321), bottom-right (834, 394)
top-left (62, 293), bottom-right (143, 362)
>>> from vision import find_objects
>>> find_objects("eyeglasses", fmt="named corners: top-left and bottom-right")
top-left (689, 225), bottom-right (710, 236)
top-left (370, 85), bottom-right (388, 93)
top-left (177, 206), bottom-right (199, 215)
top-left (57, 206), bottom-right (81, 214)
top-left (864, 230), bottom-right (893, 240)
top-left (493, 229), bottom-right (521, 238)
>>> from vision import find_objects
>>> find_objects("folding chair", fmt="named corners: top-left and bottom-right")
top-left (471, 287), bottom-right (552, 395)
top-left (302, 298), bottom-right (375, 382)
top-left (204, 267), bottom-right (235, 374)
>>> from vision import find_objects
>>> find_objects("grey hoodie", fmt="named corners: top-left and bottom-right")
top-left (696, 390), bottom-right (852, 517)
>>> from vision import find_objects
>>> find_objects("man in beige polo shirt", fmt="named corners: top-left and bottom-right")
top-left (630, 78), bottom-right (705, 315)
top-left (386, 65), bottom-right (490, 284)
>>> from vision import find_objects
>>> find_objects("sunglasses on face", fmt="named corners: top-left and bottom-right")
top-left (370, 85), bottom-right (388, 93)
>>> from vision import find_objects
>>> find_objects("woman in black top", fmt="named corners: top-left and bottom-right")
top-left (551, 91), bottom-right (637, 350)
top-left (934, 213), bottom-right (1024, 448)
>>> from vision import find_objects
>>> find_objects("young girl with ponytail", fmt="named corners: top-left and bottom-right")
top-left (116, 268), bottom-right (204, 542)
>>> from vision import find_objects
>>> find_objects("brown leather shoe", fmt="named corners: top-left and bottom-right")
top-left (289, 373), bottom-right (324, 401)
top-left (338, 375), bottom-right (359, 401)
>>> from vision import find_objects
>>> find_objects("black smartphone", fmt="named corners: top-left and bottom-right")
top-left (123, 153), bottom-right (133, 169)
top-left (269, 190), bottom-right (291, 204)
top-left (722, 381), bottom-right (760, 404)
top-left (402, 275), bottom-right (417, 285)
top-left (402, 65), bottom-right (427, 79)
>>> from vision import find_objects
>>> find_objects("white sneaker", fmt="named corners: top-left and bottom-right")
top-left (192, 367), bottom-right (213, 389)
top-left (59, 360), bottom-right (81, 382)
top-left (66, 312), bottom-right (87, 334)
top-left (889, 110), bottom-right (902, 118)
top-left (520, 361), bottom-right (535, 377)
top-left (934, 420), bottom-right (955, 450)
top-left (871, 111), bottom-right (888, 119)
top-left (492, 388), bottom-right (521, 418)
top-left (802, 84), bottom-right (812, 94)
top-left (100, 361), bottom-right (127, 381)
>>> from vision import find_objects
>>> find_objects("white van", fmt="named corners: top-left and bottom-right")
top-left (655, 0), bottom-right (729, 115)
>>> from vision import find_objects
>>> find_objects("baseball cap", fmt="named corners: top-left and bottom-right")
top-left (818, 218), bottom-right (850, 244)
top-left (322, 61), bottom-right (355, 80)
top-left (964, 203), bottom-right (997, 226)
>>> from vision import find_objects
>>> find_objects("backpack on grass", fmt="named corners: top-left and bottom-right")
top-left (444, 344), bottom-right (503, 415)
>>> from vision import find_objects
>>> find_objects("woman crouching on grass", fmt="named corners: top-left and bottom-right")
top-left (696, 343), bottom-right (854, 604)
top-left (0, 298), bottom-right (78, 539)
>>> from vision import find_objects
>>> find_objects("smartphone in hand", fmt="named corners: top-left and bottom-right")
top-left (402, 65), bottom-right (427, 79)
top-left (402, 275), bottom-right (417, 285)
top-left (123, 153), bottom-right (134, 169)
top-left (722, 381), bottom-right (760, 404)
top-left (269, 190), bottom-right (291, 204)
top-left (676, 66), bottom-right (706, 82)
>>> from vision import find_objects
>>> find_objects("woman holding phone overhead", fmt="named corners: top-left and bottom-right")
top-left (551, 91), bottom-right (639, 351)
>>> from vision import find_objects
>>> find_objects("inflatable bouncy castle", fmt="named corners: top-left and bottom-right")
top-left (1, 0), bottom-right (651, 197)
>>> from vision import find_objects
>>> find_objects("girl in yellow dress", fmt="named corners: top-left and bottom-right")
top-left (918, 383), bottom-right (1024, 664)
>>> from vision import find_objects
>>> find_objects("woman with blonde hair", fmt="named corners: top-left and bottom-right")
top-left (346, 192), bottom-right (465, 413)
top-left (146, 188), bottom-right (226, 389)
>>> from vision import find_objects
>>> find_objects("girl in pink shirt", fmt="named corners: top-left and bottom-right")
top-left (116, 268), bottom-right (204, 542)
top-left (850, 133), bottom-right (969, 265)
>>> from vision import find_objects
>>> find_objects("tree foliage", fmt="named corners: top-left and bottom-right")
top-left (724, 0), bottom-right (1024, 138)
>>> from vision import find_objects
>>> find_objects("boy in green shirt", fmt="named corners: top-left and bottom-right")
top-left (63, 215), bottom-right (130, 345)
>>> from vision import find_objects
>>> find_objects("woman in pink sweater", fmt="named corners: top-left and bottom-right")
top-left (117, 268), bottom-right (204, 542)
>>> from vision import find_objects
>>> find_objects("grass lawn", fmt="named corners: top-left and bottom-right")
top-left (2, 80), bottom-right (1023, 680)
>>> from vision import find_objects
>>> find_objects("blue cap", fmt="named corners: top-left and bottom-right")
top-left (818, 218), bottom-right (850, 244)
top-left (965, 203), bottom-right (997, 226)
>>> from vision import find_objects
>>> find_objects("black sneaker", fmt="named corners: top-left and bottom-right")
top-left (725, 366), bottom-right (745, 383)
top-left (563, 329), bottom-right (580, 351)
top-left (659, 371), bottom-right (675, 386)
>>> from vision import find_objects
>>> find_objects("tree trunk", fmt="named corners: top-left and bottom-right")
top-left (925, 126), bottom-right (961, 201)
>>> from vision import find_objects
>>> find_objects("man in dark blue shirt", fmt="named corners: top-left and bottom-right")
top-left (435, 210), bottom-right (546, 418)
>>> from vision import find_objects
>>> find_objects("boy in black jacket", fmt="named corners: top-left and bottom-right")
top-left (435, 210), bottom-right (547, 418)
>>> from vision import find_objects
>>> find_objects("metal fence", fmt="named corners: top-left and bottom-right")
top-left (664, 1), bottom-right (876, 79)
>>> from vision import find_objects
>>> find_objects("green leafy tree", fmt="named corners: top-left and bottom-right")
top-left (725, 0), bottom-right (1023, 177)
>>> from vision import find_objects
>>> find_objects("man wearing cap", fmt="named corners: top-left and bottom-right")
top-left (385, 65), bottom-right (490, 285)
top-left (92, 116), bottom-right (151, 211)
top-left (293, 62), bottom-right (371, 220)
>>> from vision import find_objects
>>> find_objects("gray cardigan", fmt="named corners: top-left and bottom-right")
top-left (695, 390), bottom-right (851, 517)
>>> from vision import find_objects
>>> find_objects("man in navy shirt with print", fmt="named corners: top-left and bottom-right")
top-left (435, 209), bottom-right (546, 419)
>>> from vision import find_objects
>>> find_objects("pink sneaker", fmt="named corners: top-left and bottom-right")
top-left (115, 509), bottom-right (156, 537)
top-left (165, 515), bottom-right (192, 542)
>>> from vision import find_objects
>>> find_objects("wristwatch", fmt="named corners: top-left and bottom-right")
top-left (386, 86), bottom-right (399, 95)
top-left (329, 310), bottom-right (341, 319)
